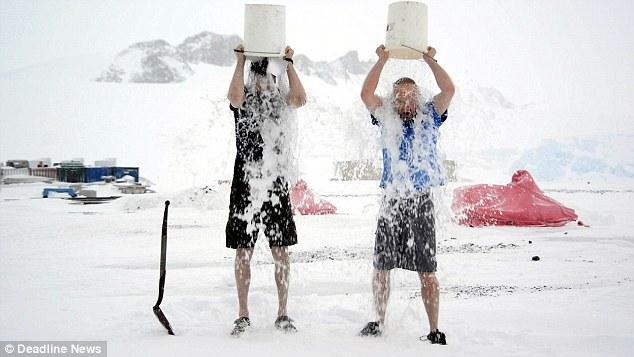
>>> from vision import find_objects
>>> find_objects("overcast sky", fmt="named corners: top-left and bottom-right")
top-left (1, 0), bottom-right (633, 117)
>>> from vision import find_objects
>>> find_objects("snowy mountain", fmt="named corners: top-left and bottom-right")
top-left (176, 31), bottom-right (242, 66)
top-left (95, 31), bottom-right (373, 85)
top-left (96, 40), bottom-right (193, 83)
top-left (294, 51), bottom-right (373, 85)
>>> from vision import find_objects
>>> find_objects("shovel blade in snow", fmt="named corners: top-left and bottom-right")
top-left (153, 306), bottom-right (175, 335)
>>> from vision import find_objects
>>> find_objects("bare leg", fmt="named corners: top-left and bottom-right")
top-left (271, 246), bottom-right (290, 317)
top-left (419, 272), bottom-right (439, 332)
top-left (235, 248), bottom-right (254, 318)
top-left (373, 269), bottom-right (391, 324)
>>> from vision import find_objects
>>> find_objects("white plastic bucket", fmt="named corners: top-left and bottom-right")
top-left (243, 4), bottom-right (286, 57)
top-left (385, 1), bottom-right (428, 59)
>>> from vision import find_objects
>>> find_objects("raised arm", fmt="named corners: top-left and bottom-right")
top-left (423, 46), bottom-right (455, 116)
top-left (284, 46), bottom-right (307, 108)
top-left (361, 45), bottom-right (389, 113)
top-left (227, 44), bottom-right (246, 108)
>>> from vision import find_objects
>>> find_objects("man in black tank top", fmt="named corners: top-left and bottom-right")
top-left (225, 44), bottom-right (306, 336)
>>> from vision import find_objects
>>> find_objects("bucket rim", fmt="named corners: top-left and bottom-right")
top-left (388, 1), bottom-right (427, 6)
top-left (243, 51), bottom-right (285, 58)
top-left (245, 4), bottom-right (286, 9)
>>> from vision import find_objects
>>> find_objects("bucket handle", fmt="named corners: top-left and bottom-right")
top-left (234, 49), bottom-right (283, 56)
top-left (400, 44), bottom-right (437, 63)
top-left (400, 43), bottom-right (425, 55)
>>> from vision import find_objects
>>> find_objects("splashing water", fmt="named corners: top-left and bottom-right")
top-left (378, 59), bottom-right (455, 226)
top-left (373, 90), bottom-right (447, 197)
top-left (236, 70), bottom-right (299, 237)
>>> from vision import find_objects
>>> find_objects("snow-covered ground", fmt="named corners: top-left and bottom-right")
top-left (1, 180), bottom-right (633, 356)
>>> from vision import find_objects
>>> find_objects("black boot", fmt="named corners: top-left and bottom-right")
top-left (359, 321), bottom-right (382, 337)
top-left (230, 316), bottom-right (251, 337)
top-left (422, 329), bottom-right (447, 345)
top-left (274, 315), bottom-right (297, 333)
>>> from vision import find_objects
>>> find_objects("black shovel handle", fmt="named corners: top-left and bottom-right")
top-left (153, 200), bottom-right (174, 335)
top-left (154, 200), bottom-right (169, 307)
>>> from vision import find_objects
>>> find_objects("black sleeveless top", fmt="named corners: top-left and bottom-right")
top-left (229, 88), bottom-right (284, 163)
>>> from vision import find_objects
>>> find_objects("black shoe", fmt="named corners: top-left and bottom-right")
top-left (230, 316), bottom-right (251, 337)
top-left (359, 321), bottom-right (382, 337)
top-left (422, 329), bottom-right (447, 345)
top-left (274, 315), bottom-right (297, 333)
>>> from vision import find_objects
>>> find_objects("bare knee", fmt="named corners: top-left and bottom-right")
top-left (373, 270), bottom-right (391, 286)
top-left (419, 272), bottom-right (439, 290)
top-left (236, 248), bottom-right (254, 266)
top-left (271, 247), bottom-right (290, 271)
top-left (271, 246), bottom-right (289, 261)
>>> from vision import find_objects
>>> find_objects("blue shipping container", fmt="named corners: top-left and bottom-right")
top-left (85, 167), bottom-right (114, 183)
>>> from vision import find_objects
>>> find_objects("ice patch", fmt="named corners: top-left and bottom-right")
top-left (511, 135), bottom-right (634, 181)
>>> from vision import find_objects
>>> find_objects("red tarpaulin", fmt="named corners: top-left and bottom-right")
top-left (452, 170), bottom-right (578, 227)
top-left (290, 179), bottom-right (337, 215)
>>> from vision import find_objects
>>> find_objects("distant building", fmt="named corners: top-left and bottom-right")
top-left (95, 158), bottom-right (117, 167)
top-left (5, 160), bottom-right (30, 169)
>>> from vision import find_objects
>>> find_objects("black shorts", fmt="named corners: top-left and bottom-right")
top-left (373, 191), bottom-right (437, 272)
top-left (225, 158), bottom-right (297, 249)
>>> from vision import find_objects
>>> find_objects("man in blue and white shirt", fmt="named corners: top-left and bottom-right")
top-left (359, 44), bottom-right (455, 345)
